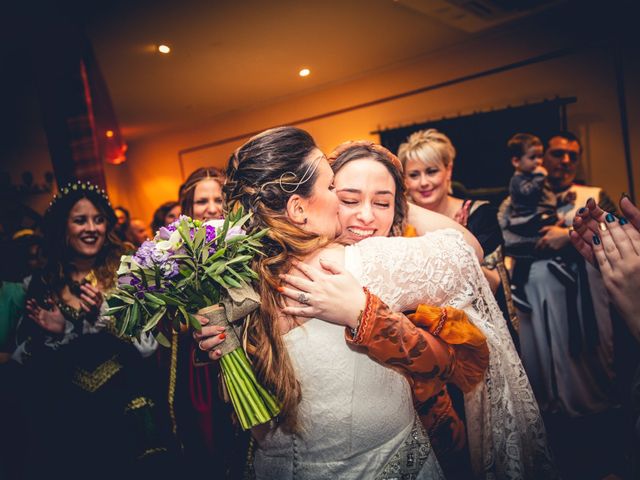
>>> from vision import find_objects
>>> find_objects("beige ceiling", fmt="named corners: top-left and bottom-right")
top-left (83, 0), bottom-right (557, 140)
top-left (85, 0), bottom-right (461, 139)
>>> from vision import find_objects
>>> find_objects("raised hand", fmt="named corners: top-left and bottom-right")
top-left (453, 200), bottom-right (472, 227)
top-left (25, 297), bottom-right (66, 334)
top-left (79, 283), bottom-right (103, 315)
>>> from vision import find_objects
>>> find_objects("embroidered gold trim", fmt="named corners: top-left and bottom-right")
top-left (125, 396), bottom-right (155, 412)
top-left (168, 330), bottom-right (179, 436)
top-left (137, 447), bottom-right (167, 460)
top-left (72, 355), bottom-right (122, 392)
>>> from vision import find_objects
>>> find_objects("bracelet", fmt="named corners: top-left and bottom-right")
top-left (432, 307), bottom-right (447, 337)
top-left (350, 309), bottom-right (364, 338)
top-left (350, 287), bottom-right (372, 344)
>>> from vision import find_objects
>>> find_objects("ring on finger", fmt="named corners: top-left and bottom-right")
top-left (297, 292), bottom-right (310, 305)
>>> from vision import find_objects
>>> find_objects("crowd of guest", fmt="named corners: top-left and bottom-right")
top-left (0, 127), bottom-right (637, 480)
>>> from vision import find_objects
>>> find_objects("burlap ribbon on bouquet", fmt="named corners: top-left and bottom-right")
top-left (193, 283), bottom-right (261, 366)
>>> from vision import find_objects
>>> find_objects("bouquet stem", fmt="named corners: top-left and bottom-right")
top-left (197, 305), bottom-right (280, 430)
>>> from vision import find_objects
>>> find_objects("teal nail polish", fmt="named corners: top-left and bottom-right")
top-left (619, 217), bottom-right (628, 225)
top-left (578, 207), bottom-right (586, 214)
top-left (605, 213), bottom-right (616, 223)
top-left (593, 234), bottom-right (601, 245)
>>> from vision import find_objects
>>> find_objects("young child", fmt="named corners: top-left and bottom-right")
top-left (503, 133), bottom-right (575, 311)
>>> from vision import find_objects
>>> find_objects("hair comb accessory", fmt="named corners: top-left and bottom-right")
top-left (259, 153), bottom-right (324, 195)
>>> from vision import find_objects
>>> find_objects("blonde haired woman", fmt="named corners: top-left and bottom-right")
top-left (399, 129), bottom-right (518, 333)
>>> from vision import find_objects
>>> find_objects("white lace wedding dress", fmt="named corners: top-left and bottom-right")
top-left (255, 229), bottom-right (556, 480)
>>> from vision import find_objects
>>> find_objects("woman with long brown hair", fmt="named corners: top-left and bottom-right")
top-left (207, 125), bottom-right (518, 478)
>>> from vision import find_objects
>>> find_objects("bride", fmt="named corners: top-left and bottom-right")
top-left (218, 125), bottom-right (510, 479)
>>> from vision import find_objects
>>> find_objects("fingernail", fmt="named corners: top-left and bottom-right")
top-left (593, 234), bottom-right (601, 245)
top-left (578, 207), bottom-right (586, 214)
top-left (219, 333), bottom-right (226, 340)
top-left (621, 192), bottom-right (629, 200)
top-left (599, 222), bottom-right (607, 232)
top-left (605, 213), bottom-right (616, 223)
top-left (619, 217), bottom-right (628, 225)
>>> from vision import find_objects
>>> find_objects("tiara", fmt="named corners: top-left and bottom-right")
top-left (47, 180), bottom-right (111, 212)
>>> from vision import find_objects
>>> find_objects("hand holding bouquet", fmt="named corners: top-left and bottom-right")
top-left (106, 209), bottom-right (280, 429)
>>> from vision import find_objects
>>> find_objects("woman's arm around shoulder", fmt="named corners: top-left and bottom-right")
top-left (407, 203), bottom-right (483, 261)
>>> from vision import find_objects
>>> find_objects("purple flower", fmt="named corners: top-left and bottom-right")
top-left (225, 225), bottom-right (245, 240)
top-left (157, 226), bottom-right (174, 240)
top-left (205, 225), bottom-right (216, 243)
top-left (133, 241), bottom-right (156, 268)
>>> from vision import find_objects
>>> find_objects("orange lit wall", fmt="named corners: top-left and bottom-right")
top-left (105, 27), bottom-right (640, 224)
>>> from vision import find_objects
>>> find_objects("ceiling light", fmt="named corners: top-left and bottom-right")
top-left (299, 68), bottom-right (310, 77)
top-left (158, 44), bottom-right (171, 54)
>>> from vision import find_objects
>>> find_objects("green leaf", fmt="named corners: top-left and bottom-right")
top-left (153, 292), bottom-right (186, 307)
top-left (144, 292), bottom-right (166, 305)
top-left (188, 312), bottom-right (202, 332)
top-left (193, 225), bottom-right (206, 251)
top-left (223, 274), bottom-right (242, 288)
top-left (110, 293), bottom-right (135, 305)
top-left (226, 254), bottom-right (253, 265)
top-left (104, 305), bottom-right (127, 316)
top-left (226, 266), bottom-right (246, 285)
top-left (143, 307), bottom-right (166, 332)
top-left (118, 306), bottom-right (132, 336)
top-left (225, 234), bottom-right (248, 244)
top-left (210, 274), bottom-right (229, 288)
top-left (233, 212), bottom-right (252, 230)
top-left (251, 228), bottom-right (269, 239)
top-left (128, 303), bottom-right (140, 335)
top-left (155, 332), bottom-right (171, 348)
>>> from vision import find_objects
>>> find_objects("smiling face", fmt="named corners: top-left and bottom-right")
top-left (66, 198), bottom-right (107, 258)
top-left (297, 151), bottom-right (341, 239)
top-left (334, 158), bottom-right (395, 244)
top-left (192, 178), bottom-right (224, 221)
top-left (164, 204), bottom-right (181, 226)
top-left (404, 157), bottom-right (452, 211)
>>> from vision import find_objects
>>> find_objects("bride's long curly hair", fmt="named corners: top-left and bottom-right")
top-left (224, 126), bottom-right (329, 431)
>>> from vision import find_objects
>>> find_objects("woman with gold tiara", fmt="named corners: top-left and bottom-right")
top-left (11, 182), bottom-right (173, 479)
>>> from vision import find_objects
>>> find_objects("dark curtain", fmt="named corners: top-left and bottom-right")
top-left (379, 100), bottom-right (568, 205)
top-left (31, 2), bottom-right (126, 189)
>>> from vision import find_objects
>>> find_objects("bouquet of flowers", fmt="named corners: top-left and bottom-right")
top-left (106, 209), bottom-right (280, 429)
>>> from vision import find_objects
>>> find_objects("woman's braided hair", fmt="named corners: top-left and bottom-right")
top-left (224, 126), bottom-right (329, 431)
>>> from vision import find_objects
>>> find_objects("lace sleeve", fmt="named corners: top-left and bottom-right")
top-left (347, 229), bottom-right (476, 312)
top-left (348, 228), bottom-right (558, 479)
